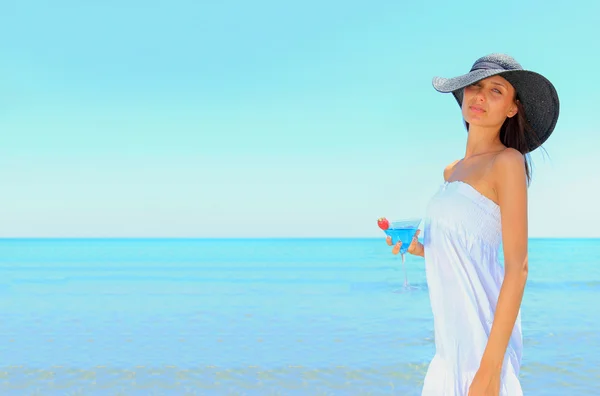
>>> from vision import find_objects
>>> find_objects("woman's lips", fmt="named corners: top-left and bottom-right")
top-left (470, 106), bottom-right (485, 113)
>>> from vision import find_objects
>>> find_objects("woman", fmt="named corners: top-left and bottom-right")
top-left (387, 54), bottom-right (560, 395)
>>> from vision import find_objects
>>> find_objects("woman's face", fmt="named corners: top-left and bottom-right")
top-left (461, 75), bottom-right (518, 128)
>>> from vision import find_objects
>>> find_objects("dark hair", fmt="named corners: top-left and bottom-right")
top-left (465, 95), bottom-right (539, 186)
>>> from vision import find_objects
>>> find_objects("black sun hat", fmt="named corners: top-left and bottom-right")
top-left (432, 53), bottom-right (560, 153)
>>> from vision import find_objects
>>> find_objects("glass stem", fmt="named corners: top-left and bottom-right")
top-left (401, 253), bottom-right (408, 287)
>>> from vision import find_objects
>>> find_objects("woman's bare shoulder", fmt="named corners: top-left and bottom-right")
top-left (443, 159), bottom-right (461, 182)
top-left (492, 148), bottom-right (527, 191)
top-left (494, 148), bottom-right (525, 175)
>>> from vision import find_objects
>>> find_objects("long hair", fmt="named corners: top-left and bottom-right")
top-left (465, 95), bottom-right (538, 186)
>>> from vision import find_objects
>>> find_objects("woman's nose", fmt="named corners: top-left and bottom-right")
top-left (474, 91), bottom-right (486, 102)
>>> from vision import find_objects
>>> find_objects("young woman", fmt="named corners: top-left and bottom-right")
top-left (387, 54), bottom-right (560, 395)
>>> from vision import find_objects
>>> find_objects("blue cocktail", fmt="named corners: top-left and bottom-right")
top-left (377, 217), bottom-right (422, 290)
top-left (384, 218), bottom-right (422, 254)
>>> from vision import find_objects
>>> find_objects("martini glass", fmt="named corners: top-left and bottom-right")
top-left (382, 218), bottom-right (421, 290)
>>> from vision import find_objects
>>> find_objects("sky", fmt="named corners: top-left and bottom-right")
top-left (0, 0), bottom-right (599, 238)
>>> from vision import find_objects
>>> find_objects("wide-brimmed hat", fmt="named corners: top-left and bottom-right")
top-left (432, 53), bottom-right (559, 153)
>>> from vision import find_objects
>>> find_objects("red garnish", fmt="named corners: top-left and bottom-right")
top-left (377, 217), bottom-right (389, 230)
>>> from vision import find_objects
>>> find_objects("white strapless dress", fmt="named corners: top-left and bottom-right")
top-left (421, 181), bottom-right (523, 395)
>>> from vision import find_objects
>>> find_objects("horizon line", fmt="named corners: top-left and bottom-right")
top-left (0, 236), bottom-right (597, 241)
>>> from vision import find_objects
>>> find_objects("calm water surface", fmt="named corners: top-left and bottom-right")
top-left (1, 238), bottom-right (599, 395)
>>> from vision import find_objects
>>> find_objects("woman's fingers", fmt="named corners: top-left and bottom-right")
top-left (412, 230), bottom-right (421, 245)
top-left (392, 241), bottom-right (401, 255)
top-left (407, 230), bottom-right (421, 254)
top-left (386, 235), bottom-right (392, 246)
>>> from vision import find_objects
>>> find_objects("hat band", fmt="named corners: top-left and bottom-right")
top-left (470, 61), bottom-right (507, 71)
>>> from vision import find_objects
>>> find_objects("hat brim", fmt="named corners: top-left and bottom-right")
top-left (432, 69), bottom-right (560, 153)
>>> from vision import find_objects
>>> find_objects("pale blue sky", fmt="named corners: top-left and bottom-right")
top-left (1, 0), bottom-right (598, 238)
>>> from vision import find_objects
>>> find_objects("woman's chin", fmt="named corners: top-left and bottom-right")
top-left (463, 112), bottom-right (484, 124)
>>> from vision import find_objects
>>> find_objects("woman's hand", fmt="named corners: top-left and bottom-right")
top-left (386, 229), bottom-right (424, 257)
top-left (467, 367), bottom-right (501, 396)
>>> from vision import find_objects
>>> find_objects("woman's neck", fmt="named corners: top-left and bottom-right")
top-left (464, 124), bottom-right (504, 158)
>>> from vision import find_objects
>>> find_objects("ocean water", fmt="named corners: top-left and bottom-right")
top-left (1, 238), bottom-right (599, 395)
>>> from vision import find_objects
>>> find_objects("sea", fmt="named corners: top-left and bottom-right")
top-left (1, 238), bottom-right (599, 395)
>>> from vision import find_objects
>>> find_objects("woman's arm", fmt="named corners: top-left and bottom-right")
top-left (480, 148), bottom-right (529, 373)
